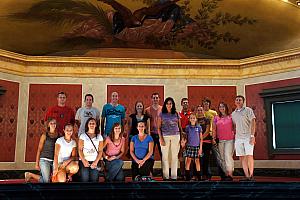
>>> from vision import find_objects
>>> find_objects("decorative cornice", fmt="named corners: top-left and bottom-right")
top-left (0, 48), bottom-right (299, 79)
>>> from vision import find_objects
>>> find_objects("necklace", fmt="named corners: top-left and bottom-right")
top-left (112, 138), bottom-right (122, 147)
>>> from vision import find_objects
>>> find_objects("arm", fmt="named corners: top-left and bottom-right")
top-left (250, 118), bottom-right (256, 145)
top-left (35, 134), bottom-right (46, 170)
top-left (78, 139), bottom-right (90, 167)
top-left (53, 143), bottom-right (61, 176)
top-left (127, 117), bottom-right (132, 139)
top-left (100, 117), bottom-right (105, 136)
top-left (157, 117), bottom-right (165, 146)
top-left (212, 120), bottom-right (217, 145)
top-left (147, 118), bottom-right (151, 135)
top-left (91, 140), bottom-right (104, 169)
top-left (198, 130), bottom-right (203, 156)
top-left (177, 115), bottom-right (183, 139)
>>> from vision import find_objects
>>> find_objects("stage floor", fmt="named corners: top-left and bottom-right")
top-left (1, 176), bottom-right (300, 184)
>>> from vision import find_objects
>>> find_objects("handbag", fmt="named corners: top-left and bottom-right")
top-left (85, 133), bottom-right (105, 172)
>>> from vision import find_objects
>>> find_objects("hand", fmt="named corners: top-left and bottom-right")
top-left (198, 149), bottom-right (203, 156)
top-left (250, 137), bottom-right (256, 145)
top-left (138, 159), bottom-right (146, 168)
top-left (159, 137), bottom-right (166, 146)
top-left (108, 156), bottom-right (117, 161)
top-left (82, 159), bottom-right (90, 168)
top-left (35, 163), bottom-right (40, 171)
top-left (212, 138), bottom-right (217, 145)
top-left (90, 161), bottom-right (98, 169)
top-left (180, 139), bottom-right (186, 148)
top-left (53, 168), bottom-right (58, 176)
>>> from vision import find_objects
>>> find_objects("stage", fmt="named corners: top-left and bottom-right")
top-left (1, 176), bottom-right (300, 199)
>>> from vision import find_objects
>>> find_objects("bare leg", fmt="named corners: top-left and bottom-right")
top-left (185, 157), bottom-right (191, 170)
top-left (240, 156), bottom-right (250, 178)
top-left (25, 172), bottom-right (40, 182)
top-left (247, 155), bottom-right (254, 177)
top-left (195, 158), bottom-right (201, 171)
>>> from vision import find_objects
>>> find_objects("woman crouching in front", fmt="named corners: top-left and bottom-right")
top-left (130, 120), bottom-right (154, 181)
top-left (53, 123), bottom-right (79, 182)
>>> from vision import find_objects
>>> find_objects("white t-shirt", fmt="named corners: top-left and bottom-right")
top-left (75, 107), bottom-right (100, 136)
top-left (56, 137), bottom-right (76, 164)
top-left (79, 133), bottom-right (103, 161)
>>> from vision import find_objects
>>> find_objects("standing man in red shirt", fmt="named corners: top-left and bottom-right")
top-left (145, 93), bottom-right (163, 159)
top-left (45, 92), bottom-right (75, 136)
top-left (178, 98), bottom-right (191, 179)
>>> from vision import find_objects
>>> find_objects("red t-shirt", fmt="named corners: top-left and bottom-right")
top-left (45, 105), bottom-right (75, 136)
top-left (179, 110), bottom-right (191, 129)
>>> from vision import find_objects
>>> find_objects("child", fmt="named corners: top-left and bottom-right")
top-left (184, 113), bottom-right (203, 181)
top-left (25, 118), bottom-right (58, 183)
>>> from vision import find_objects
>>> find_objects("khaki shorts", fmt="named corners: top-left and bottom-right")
top-left (235, 138), bottom-right (254, 156)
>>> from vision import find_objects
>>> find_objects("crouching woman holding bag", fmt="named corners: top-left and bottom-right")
top-left (53, 123), bottom-right (79, 182)
top-left (78, 117), bottom-right (104, 182)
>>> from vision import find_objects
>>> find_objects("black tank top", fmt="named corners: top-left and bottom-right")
top-left (40, 132), bottom-right (57, 160)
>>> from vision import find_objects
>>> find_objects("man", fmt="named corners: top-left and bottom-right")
top-left (45, 91), bottom-right (75, 136)
top-left (145, 92), bottom-right (163, 159)
top-left (179, 98), bottom-right (191, 130)
top-left (75, 94), bottom-right (100, 137)
top-left (101, 92), bottom-right (125, 137)
top-left (178, 98), bottom-right (191, 179)
top-left (232, 95), bottom-right (256, 181)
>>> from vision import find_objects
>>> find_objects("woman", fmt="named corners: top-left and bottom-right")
top-left (212, 102), bottom-right (235, 181)
top-left (128, 101), bottom-right (150, 141)
top-left (78, 117), bottom-right (104, 182)
top-left (103, 123), bottom-right (125, 182)
top-left (158, 97), bottom-right (183, 180)
top-left (53, 123), bottom-right (79, 182)
top-left (130, 121), bottom-right (154, 181)
top-left (25, 118), bottom-right (58, 183)
top-left (196, 105), bottom-right (211, 181)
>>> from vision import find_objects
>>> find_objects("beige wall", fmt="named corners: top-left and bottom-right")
top-left (0, 48), bottom-right (300, 170)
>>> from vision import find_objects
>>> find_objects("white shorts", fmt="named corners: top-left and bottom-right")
top-left (235, 138), bottom-right (254, 156)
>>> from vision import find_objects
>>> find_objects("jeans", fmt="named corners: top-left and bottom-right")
top-left (39, 159), bottom-right (53, 183)
top-left (105, 159), bottom-right (124, 182)
top-left (161, 134), bottom-right (180, 180)
top-left (79, 161), bottom-right (99, 182)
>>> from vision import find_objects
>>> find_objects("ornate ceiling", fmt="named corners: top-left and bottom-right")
top-left (0, 0), bottom-right (299, 59)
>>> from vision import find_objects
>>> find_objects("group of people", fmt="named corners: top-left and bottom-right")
top-left (25, 91), bottom-right (256, 183)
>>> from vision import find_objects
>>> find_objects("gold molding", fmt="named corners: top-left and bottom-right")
top-left (0, 48), bottom-right (299, 79)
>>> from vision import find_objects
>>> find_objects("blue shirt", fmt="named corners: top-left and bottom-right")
top-left (131, 135), bottom-right (154, 160)
top-left (101, 103), bottom-right (125, 136)
top-left (185, 125), bottom-right (202, 147)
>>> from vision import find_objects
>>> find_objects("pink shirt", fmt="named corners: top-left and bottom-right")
top-left (105, 137), bottom-right (125, 156)
top-left (213, 115), bottom-right (234, 140)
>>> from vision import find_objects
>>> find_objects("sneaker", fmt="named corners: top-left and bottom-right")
top-left (248, 176), bottom-right (255, 182)
top-left (24, 172), bottom-right (30, 182)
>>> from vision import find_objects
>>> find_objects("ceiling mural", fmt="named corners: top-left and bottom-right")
top-left (0, 0), bottom-right (299, 59)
